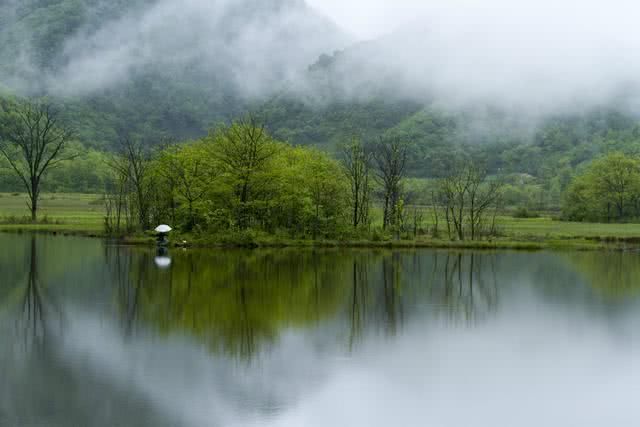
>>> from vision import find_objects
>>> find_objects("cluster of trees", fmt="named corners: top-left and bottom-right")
top-left (0, 99), bottom-right (505, 240)
top-left (105, 117), bottom-right (350, 238)
top-left (563, 152), bottom-right (640, 222)
top-left (105, 116), bottom-right (504, 240)
top-left (6, 1), bottom-right (640, 220)
top-left (435, 163), bottom-right (503, 240)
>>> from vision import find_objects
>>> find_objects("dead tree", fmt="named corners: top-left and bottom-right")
top-left (0, 101), bottom-right (75, 221)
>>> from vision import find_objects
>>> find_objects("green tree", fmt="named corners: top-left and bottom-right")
top-left (563, 152), bottom-right (640, 222)
top-left (208, 116), bottom-right (280, 229)
top-left (156, 141), bottom-right (215, 231)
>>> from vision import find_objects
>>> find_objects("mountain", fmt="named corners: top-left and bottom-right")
top-left (2, 0), bottom-right (640, 200)
top-left (0, 0), bottom-right (350, 146)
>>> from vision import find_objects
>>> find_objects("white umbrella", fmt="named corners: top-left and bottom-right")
top-left (155, 224), bottom-right (172, 233)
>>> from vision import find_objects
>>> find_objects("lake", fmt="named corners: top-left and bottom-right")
top-left (1, 234), bottom-right (640, 427)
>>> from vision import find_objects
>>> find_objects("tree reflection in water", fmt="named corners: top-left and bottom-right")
top-left (16, 236), bottom-right (64, 352)
top-left (430, 252), bottom-right (500, 324)
top-left (102, 247), bottom-right (503, 360)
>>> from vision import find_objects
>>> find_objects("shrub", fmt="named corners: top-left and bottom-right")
top-left (513, 207), bottom-right (540, 219)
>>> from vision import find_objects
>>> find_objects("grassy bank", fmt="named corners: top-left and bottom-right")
top-left (1, 192), bottom-right (640, 250)
top-left (0, 192), bottom-right (104, 233)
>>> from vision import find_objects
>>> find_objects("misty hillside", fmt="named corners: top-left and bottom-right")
top-left (261, 34), bottom-right (640, 180)
top-left (1, 0), bottom-right (640, 188)
top-left (0, 0), bottom-right (349, 145)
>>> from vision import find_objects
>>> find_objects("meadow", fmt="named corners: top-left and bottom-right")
top-left (1, 192), bottom-right (640, 248)
top-left (0, 193), bottom-right (104, 234)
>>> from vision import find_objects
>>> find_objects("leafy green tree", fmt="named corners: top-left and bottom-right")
top-left (208, 116), bottom-right (280, 229)
top-left (301, 148), bottom-right (349, 239)
top-left (563, 153), bottom-right (640, 222)
top-left (156, 141), bottom-right (215, 231)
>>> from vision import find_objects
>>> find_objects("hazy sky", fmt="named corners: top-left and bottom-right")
top-left (307, 0), bottom-right (423, 39)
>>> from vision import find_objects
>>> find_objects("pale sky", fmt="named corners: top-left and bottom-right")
top-left (306, 0), bottom-right (425, 39)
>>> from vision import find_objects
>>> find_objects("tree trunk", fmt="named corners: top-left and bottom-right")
top-left (30, 191), bottom-right (38, 222)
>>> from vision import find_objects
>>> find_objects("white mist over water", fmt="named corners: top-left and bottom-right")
top-left (50, 295), bottom-right (640, 427)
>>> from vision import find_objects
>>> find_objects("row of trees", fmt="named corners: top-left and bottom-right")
top-left (105, 117), bottom-right (349, 238)
top-left (0, 100), bottom-right (504, 241)
top-left (105, 116), bottom-right (503, 241)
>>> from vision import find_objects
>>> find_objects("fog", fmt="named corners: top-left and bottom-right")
top-left (2, 0), bottom-right (349, 97)
top-left (306, 0), bottom-right (640, 112)
top-left (5, 290), bottom-right (640, 427)
top-left (5, 0), bottom-right (640, 113)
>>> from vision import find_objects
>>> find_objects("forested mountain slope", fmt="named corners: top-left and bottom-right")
top-left (1, 0), bottom-right (640, 200)
top-left (0, 0), bottom-right (349, 146)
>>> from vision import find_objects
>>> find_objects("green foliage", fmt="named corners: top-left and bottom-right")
top-left (563, 152), bottom-right (640, 222)
top-left (512, 207), bottom-right (540, 219)
top-left (4, 1), bottom-right (640, 221)
top-left (137, 121), bottom-right (351, 238)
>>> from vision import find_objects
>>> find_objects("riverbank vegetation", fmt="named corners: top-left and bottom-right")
top-left (98, 115), bottom-right (507, 243)
top-left (5, 192), bottom-right (640, 251)
top-left (4, 99), bottom-right (640, 249)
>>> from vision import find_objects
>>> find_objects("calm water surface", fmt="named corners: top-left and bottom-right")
top-left (1, 234), bottom-right (640, 426)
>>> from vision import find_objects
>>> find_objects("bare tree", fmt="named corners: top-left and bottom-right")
top-left (0, 101), bottom-right (75, 221)
top-left (107, 137), bottom-right (153, 230)
top-left (372, 137), bottom-right (408, 231)
top-left (341, 137), bottom-right (371, 229)
top-left (466, 167), bottom-right (503, 240)
top-left (104, 172), bottom-right (133, 235)
top-left (438, 161), bottom-right (502, 241)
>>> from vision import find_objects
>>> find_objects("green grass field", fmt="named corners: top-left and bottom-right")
top-left (0, 192), bottom-right (104, 233)
top-left (1, 192), bottom-right (640, 246)
top-left (497, 217), bottom-right (640, 239)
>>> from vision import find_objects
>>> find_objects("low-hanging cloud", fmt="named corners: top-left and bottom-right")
top-left (306, 0), bottom-right (640, 113)
top-left (4, 0), bottom-right (349, 98)
top-left (5, 0), bottom-right (640, 115)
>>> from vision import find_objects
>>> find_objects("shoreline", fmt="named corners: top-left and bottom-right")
top-left (1, 226), bottom-right (637, 251)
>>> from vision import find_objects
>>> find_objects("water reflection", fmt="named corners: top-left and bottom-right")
top-left (3, 235), bottom-right (640, 427)
top-left (154, 247), bottom-right (172, 269)
top-left (11, 236), bottom-right (65, 352)
top-left (101, 249), bottom-right (519, 358)
top-left (565, 251), bottom-right (640, 297)
top-left (20, 236), bottom-right (48, 346)
top-left (429, 253), bottom-right (499, 323)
